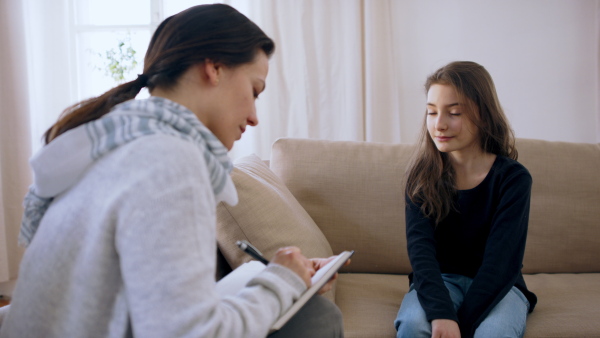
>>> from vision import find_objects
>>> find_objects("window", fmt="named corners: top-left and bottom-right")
top-left (71, 0), bottom-right (220, 101)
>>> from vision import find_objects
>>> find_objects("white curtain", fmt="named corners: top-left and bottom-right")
top-left (228, 0), bottom-right (404, 160)
top-left (363, 1), bottom-right (402, 143)
top-left (229, 0), bottom-right (365, 159)
top-left (0, 0), bottom-right (31, 286)
top-left (24, 0), bottom-right (74, 154)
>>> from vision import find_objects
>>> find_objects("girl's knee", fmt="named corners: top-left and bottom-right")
top-left (474, 288), bottom-right (528, 338)
top-left (395, 318), bottom-right (431, 338)
top-left (475, 319), bottom-right (526, 338)
top-left (395, 309), bottom-right (430, 338)
top-left (395, 290), bottom-right (431, 338)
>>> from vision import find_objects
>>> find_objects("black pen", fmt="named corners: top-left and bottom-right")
top-left (236, 240), bottom-right (270, 265)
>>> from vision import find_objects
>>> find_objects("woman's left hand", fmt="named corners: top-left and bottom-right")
top-left (310, 255), bottom-right (351, 294)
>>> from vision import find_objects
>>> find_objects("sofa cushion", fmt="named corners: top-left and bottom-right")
top-left (270, 138), bottom-right (414, 274)
top-left (216, 154), bottom-right (333, 269)
top-left (335, 273), bottom-right (408, 338)
top-left (523, 273), bottom-right (600, 337)
top-left (335, 273), bottom-right (600, 338)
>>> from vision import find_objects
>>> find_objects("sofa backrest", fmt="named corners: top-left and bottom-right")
top-left (270, 138), bottom-right (600, 274)
top-left (271, 138), bottom-right (415, 274)
top-left (516, 139), bottom-right (600, 273)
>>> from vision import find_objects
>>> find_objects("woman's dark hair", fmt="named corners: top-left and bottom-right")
top-left (44, 4), bottom-right (275, 143)
top-left (406, 61), bottom-right (517, 224)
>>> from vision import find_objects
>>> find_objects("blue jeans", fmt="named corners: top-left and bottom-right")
top-left (394, 274), bottom-right (530, 338)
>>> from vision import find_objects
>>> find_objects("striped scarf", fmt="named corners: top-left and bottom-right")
top-left (19, 96), bottom-right (237, 247)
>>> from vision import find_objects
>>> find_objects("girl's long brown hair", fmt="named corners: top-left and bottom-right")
top-left (44, 4), bottom-right (275, 144)
top-left (406, 61), bottom-right (517, 224)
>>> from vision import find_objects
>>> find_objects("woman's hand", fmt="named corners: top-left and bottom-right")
top-left (310, 255), bottom-right (351, 294)
top-left (271, 247), bottom-right (315, 288)
top-left (431, 319), bottom-right (460, 338)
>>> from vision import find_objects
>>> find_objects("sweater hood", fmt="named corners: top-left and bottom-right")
top-left (20, 97), bottom-right (238, 247)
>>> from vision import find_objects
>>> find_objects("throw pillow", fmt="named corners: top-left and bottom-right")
top-left (216, 154), bottom-right (333, 269)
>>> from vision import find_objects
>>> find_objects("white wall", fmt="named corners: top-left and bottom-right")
top-left (389, 0), bottom-right (599, 144)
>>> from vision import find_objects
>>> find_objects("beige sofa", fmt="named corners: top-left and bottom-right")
top-left (216, 137), bottom-right (600, 338)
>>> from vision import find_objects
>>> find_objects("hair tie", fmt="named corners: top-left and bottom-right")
top-left (136, 74), bottom-right (148, 86)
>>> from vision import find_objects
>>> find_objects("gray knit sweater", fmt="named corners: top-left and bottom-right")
top-left (0, 133), bottom-right (305, 337)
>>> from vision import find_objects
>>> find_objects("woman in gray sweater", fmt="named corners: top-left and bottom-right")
top-left (1, 4), bottom-right (342, 338)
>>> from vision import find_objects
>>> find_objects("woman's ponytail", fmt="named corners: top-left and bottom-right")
top-left (44, 74), bottom-right (148, 144)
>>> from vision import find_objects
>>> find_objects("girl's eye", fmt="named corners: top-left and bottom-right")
top-left (427, 111), bottom-right (437, 115)
top-left (450, 112), bottom-right (461, 116)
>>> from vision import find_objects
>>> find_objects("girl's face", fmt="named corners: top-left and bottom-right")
top-left (204, 51), bottom-right (269, 150)
top-left (426, 84), bottom-right (481, 156)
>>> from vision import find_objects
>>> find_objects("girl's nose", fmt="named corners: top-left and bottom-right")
top-left (435, 115), bottom-right (447, 131)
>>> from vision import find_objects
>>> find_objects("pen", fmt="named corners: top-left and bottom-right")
top-left (236, 240), bottom-right (270, 265)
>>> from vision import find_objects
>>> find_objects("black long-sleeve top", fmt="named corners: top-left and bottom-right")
top-left (406, 155), bottom-right (537, 337)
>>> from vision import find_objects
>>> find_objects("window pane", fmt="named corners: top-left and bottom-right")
top-left (76, 30), bottom-right (150, 100)
top-left (75, 0), bottom-right (151, 26)
top-left (163, 0), bottom-right (223, 18)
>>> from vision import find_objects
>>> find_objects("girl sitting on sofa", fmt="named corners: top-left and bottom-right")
top-left (394, 61), bottom-right (537, 338)
top-left (1, 4), bottom-right (342, 338)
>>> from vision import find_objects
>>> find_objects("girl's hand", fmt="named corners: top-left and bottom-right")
top-left (431, 319), bottom-right (460, 338)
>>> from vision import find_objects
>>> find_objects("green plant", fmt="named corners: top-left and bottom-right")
top-left (94, 33), bottom-right (138, 83)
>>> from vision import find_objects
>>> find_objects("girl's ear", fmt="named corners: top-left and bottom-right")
top-left (201, 59), bottom-right (222, 86)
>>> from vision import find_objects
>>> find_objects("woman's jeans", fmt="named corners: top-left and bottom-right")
top-left (394, 274), bottom-right (530, 338)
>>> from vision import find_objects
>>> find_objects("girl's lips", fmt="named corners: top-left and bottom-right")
top-left (436, 136), bottom-right (453, 142)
